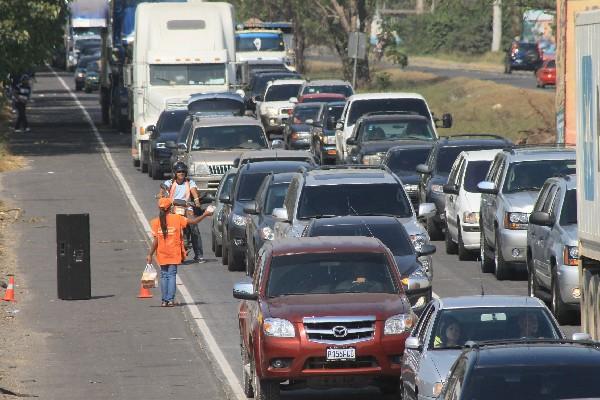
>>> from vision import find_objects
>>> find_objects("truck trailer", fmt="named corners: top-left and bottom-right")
top-left (575, 8), bottom-right (600, 340)
top-left (66, 0), bottom-right (108, 71)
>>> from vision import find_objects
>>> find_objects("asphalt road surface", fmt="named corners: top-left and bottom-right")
top-left (0, 69), bottom-right (574, 399)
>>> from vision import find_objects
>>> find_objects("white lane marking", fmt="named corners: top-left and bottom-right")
top-left (50, 68), bottom-right (246, 400)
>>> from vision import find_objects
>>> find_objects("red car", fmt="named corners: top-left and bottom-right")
top-left (234, 236), bottom-right (415, 398)
top-left (536, 59), bottom-right (556, 88)
top-left (297, 93), bottom-right (346, 104)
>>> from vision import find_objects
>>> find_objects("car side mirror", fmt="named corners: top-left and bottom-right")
top-left (443, 183), bottom-right (459, 195)
top-left (243, 201), bottom-right (259, 215)
top-left (477, 181), bottom-right (498, 195)
top-left (529, 211), bottom-right (555, 226)
top-left (416, 164), bottom-right (432, 175)
top-left (289, 97), bottom-right (298, 104)
top-left (417, 244), bottom-right (437, 257)
top-left (272, 207), bottom-right (289, 221)
top-left (146, 124), bottom-right (156, 133)
top-left (253, 94), bottom-right (263, 102)
top-left (271, 139), bottom-right (285, 149)
top-left (165, 140), bottom-right (177, 149)
top-left (305, 119), bottom-right (314, 125)
top-left (442, 113), bottom-right (453, 128)
top-left (219, 193), bottom-right (231, 204)
top-left (405, 336), bottom-right (422, 351)
top-left (232, 281), bottom-right (257, 300)
top-left (346, 137), bottom-right (357, 146)
top-left (418, 203), bottom-right (436, 219)
top-left (335, 121), bottom-right (344, 130)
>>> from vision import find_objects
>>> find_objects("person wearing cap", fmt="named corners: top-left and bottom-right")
top-left (147, 198), bottom-right (213, 307)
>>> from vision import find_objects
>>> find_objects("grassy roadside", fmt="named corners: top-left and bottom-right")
top-left (305, 60), bottom-right (555, 143)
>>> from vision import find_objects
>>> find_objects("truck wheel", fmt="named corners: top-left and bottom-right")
top-left (444, 223), bottom-right (458, 254)
top-left (457, 225), bottom-right (471, 261)
top-left (379, 377), bottom-right (400, 395)
top-left (215, 234), bottom-right (223, 257)
top-left (494, 229), bottom-right (511, 281)
top-left (527, 253), bottom-right (540, 298)
top-left (253, 365), bottom-right (280, 400)
top-left (551, 269), bottom-right (574, 325)
top-left (480, 230), bottom-right (494, 273)
top-left (241, 344), bottom-right (254, 398)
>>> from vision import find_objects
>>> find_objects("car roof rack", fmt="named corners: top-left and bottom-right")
top-left (361, 111), bottom-right (422, 118)
top-left (502, 142), bottom-right (576, 155)
top-left (316, 164), bottom-right (390, 171)
top-left (464, 338), bottom-right (599, 350)
top-left (439, 134), bottom-right (510, 141)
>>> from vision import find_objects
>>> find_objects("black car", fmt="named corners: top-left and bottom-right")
top-left (147, 109), bottom-right (188, 180)
top-left (303, 215), bottom-right (436, 312)
top-left (505, 41), bottom-right (541, 74)
top-left (244, 172), bottom-right (296, 276)
top-left (73, 56), bottom-right (99, 91)
top-left (169, 115), bottom-right (193, 169)
top-left (283, 102), bottom-right (322, 150)
top-left (346, 113), bottom-right (436, 166)
top-left (416, 135), bottom-right (512, 239)
top-left (221, 160), bottom-right (313, 271)
top-left (245, 70), bottom-right (302, 112)
top-left (440, 340), bottom-right (600, 400)
top-left (308, 101), bottom-right (345, 165)
top-left (382, 143), bottom-right (434, 210)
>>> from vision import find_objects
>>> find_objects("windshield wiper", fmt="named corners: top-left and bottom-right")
top-left (301, 214), bottom-right (338, 219)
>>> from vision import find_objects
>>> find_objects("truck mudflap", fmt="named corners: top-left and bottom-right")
top-left (581, 266), bottom-right (600, 340)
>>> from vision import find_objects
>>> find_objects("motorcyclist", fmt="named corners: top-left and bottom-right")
top-left (159, 161), bottom-right (206, 263)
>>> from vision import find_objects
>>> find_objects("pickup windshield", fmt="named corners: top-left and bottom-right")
top-left (191, 125), bottom-right (268, 150)
top-left (264, 84), bottom-right (302, 101)
top-left (347, 98), bottom-right (430, 126)
top-left (359, 119), bottom-right (436, 142)
top-left (150, 64), bottom-right (226, 86)
top-left (267, 252), bottom-right (397, 296)
top-left (236, 33), bottom-right (285, 52)
top-left (297, 183), bottom-right (413, 219)
top-left (503, 159), bottom-right (576, 193)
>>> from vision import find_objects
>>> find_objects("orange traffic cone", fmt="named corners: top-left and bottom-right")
top-left (136, 283), bottom-right (153, 299)
top-left (3, 275), bottom-right (15, 302)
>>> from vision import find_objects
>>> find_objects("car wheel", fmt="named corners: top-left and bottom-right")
top-left (215, 238), bottom-right (223, 257)
top-left (147, 159), bottom-right (153, 177)
top-left (221, 232), bottom-right (229, 265)
top-left (551, 266), bottom-right (575, 325)
top-left (457, 224), bottom-right (471, 261)
top-left (253, 361), bottom-right (280, 400)
top-left (444, 222), bottom-right (458, 254)
top-left (140, 152), bottom-right (149, 173)
top-left (133, 158), bottom-right (140, 168)
top-left (494, 229), bottom-right (511, 281)
top-left (426, 217), bottom-right (443, 241)
top-left (228, 246), bottom-right (244, 272)
top-left (379, 377), bottom-right (400, 395)
top-left (211, 233), bottom-right (216, 253)
top-left (527, 252), bottom-right (539, 297)
top-left (151, 162), bottom-right (162, 180)
top-left (480, 230), bottom-right (494, 273)
top-left (246, 245), bottom-right (255, 277)
top-left (241, 342), bottom-right (254, 398)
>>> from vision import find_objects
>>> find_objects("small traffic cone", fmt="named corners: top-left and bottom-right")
top-left (3, 275), bottom-right (15, 302)
top-left (136, 283), bottom-right (153, 299)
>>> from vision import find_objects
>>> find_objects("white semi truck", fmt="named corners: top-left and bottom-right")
top-left (575, 9), bottom-right (600, 340)
top-left (128, 2), bottom-right (237, 171)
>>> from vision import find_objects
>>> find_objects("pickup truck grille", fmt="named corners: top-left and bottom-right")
top-left (208, 164), bottom-right (233, 175)
top-left (303, 316), bottom-right (376, 345)
top-left (304, 356), bottom-right (378, 370)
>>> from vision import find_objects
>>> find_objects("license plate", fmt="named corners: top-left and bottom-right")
top-left (326, 348), bottom-right (355, 361)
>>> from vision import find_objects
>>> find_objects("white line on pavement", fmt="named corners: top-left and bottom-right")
top-left (50, 68), bottom-right (246, 400)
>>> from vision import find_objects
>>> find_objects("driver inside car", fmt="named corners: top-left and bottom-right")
top-left (335, 264), bottom-right (383, 293)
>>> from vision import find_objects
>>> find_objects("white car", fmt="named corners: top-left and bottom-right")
top-left (256, 79), bottom-right (305, 137)
top-left (443, 149), bottom-right (501, 259)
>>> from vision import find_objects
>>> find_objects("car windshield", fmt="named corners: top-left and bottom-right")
top-left (266, 252), bottom-right (397, 297)
top-left (503, 159), bottom-right (576, 193)
top-left (429, 307), bottom-right (559, 350)
top-left (252, 74), bottom-right (299, 96)
top-left (264, 84), bottom-right (302, 101)
top-left (237, 173), bottom-right (270, 201)
top-left (292, 106), bottom-right (320, 123)
top-left (308, 223), bottom-right (414, 257)
top-left (149, 64), bottom-right (226, 86)
top-left (462, 365), bottom-right (600, 400)
top-left (386, 148), bottom-right (431, 176)
top-left (191, 125), bottom-right (268, 150)
top-left (359, 119), bottom-right (436, 142)
top-left (297, 183), bottom-right (413, 219)
top-left (236, 34), bottom-right (285, 52)
top-left (158, 111), bottom-right (187, 133)
top-left (264, 183), bottom-right (290, 214)
top-left (302, 85), bottom-right (353, 97)
top-left (560, 189), bottom-right (577, 225)
top-left (463, 160), bottom-right (492, 193)
top-left (347, 99), bottom-right (431, 126)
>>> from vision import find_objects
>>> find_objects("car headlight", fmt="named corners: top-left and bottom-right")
top-left (431, 184), bottom-right (444, 194)
top-left (463, 211), bottom-right (480, 225)
top-left (191, 163), bottom-right (210, 176)
top-left (410, 233), bottom-right (428, 252)
top-left (324, 135), bottom-right (336, 145)
top-left (384, 313), bottom-right (415, 335)
top-left (155, 142), bottom-right (166, 149)
top-left (564, 245), bottom-right (578, 266)
top-left (77, 72), bottom-right (85, 78)
top-left (504, 212), bottom-right (528, 230)
top-left (263, 318), bottom-right (295, 337)
top-left (264, 106), bottom-right (278, 117)
top-left (362, 154), bottom-right (382, 165)
top-left (232, 213), bottom-right (246, 227)
top-left (260, 226), bottom-right (274, 241)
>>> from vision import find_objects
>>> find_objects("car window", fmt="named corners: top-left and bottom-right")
top-left (417, 304), bottom-right (437, 343)
top-left (560, 189), bottom-right (577, 225)
top-left (264, 183), bottom-right (290, 214)
top-left (191, 125), bottom-right (268, 151)
top-left (264, 84), bottom-right (302, 102)
top-left (266, 252), bottom-right (398, 296)
top-left (533, 182), bottom-right (552, 212)
top-left (218, 173), bottom-right (236, 198)
top-left (292, 106), bottom-right (320, 123)
top-left (158, 111), bottom-right (187, 133)
top-left (547, 59), bottom-right (556, 68)
top-left (302, 84), bottom-right (353, 97)
top-left (541, 185), bottom-right (558, 213)
top-left (437, 147), bottom-right (468, 175)
top-left (358, 119), bottom-right (436, 142)
top-left (236, 172), bottom-right (270, 201)
top-left (324, 105), bottom-right (344, 124)
top-left (463, 160), bottom-right (492, 193)
top-left (385, 147), bottom-right (431, 176)
top-left (502, 159), bottom-right (576, 193)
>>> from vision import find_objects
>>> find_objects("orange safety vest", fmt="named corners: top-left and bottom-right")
top-left (168, 179), bottom-right (191, 201)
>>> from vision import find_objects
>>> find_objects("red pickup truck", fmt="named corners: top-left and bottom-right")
top-left (233, 236), bottom-right (416, 399)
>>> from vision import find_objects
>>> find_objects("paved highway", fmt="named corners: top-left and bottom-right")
top-left (1, 70), bottom-right (574, 399)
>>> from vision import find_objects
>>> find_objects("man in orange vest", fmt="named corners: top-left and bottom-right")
top-left (159, 161), bottom-right (206, 263)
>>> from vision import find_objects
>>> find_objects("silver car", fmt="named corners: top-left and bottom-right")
top-left (401, 295), bottom-right (564, 400)
top-left (528, 174), bottom-right (579, 324)
top-left (478, 147), bottom-right (576, 280)
top-left (211, 167), bottom-right (237, 257)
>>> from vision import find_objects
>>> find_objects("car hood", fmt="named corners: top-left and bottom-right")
top-left (361, 140), bottom-right (429, 155)
top-left (261, 100), bottom-right (293, 110)
top-left (503, 191), bottom-right (538, 212)
top-left (265, 293), bottom-right (410, 322)
top-left (394, 255), bottom-right (420, 276)
top-left (188, 151), bottom-right (245, 164)
top-left (422, 349), bottom-right (463, 386)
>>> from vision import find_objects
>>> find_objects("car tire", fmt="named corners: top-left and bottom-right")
top-left (246, 245), bottom-right (255, 277)
top-left (379, 377), bottom-right (400, 395)
top-left (147, 159), bottom-right (153, 177)
top-left (426, 217), bottom-right (443, 241)
top-left (215, 238), bottom-right (223, 257)
top-left (241, 343), bottom-right (254, 398)
top-left (228, 246), bottom-right (244, 272)
top-left (221, 232), bottom-right (229, 265)
top-left (133, 158), bottom-right (140, 168)
top-left (494, 229), bottom-right (511, 281)
top-left (253, 362), bottom-right (280, 400)
top-left (211, 233), bottom-right (216, 253)
top-left (480, 230), bottom-right (494, 273)
top-left (151, 162), bottom-right (162, 180)
top-left (444, 223), bottom-right (458, 254)
top-left (457, 225), bottom-right (471, 261)
top-left (140, 151), bottom-right (149, 173)
top-left (527, 251), bottom-right (539, 298)
top-left (551, 267), bottom-right (575, 325)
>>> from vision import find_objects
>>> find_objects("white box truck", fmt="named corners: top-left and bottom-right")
top-left (128, 2), bottom-right (237, 171)
top-left (575, 9), bottom-right (600, 340)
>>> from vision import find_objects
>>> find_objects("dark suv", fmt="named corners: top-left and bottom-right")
top-left (416, 135), bottom-right (512, 239)
top-left (505, 41), bottom-right (542, 74)
top-left (146, 109), bottom-right (188, 180)
top-left (309, 101), bottom-right (345, 165)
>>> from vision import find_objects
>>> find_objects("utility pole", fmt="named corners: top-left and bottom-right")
top-left (416, 0), bottom-right (424, 14)
top-left (491, 0), bottom-right (502, 52)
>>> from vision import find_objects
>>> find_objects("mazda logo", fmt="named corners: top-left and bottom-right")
top-left (332, 325), bottom-right (348, 338)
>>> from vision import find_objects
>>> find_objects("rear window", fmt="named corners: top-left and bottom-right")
top-left (463, 160), bottom-right (492, 193)
top-left (546, 60), bottom-right (556, 68)
top-left (302, 85), bottom-right (353, 97)
top-left (158, 111), bottom-right (187, 133)
top-left (265, 84), bottom-right (302, 102)
top-left (293, 106), bottom-right (320, 123)
top-left (359, 119), bottom-right (435, 142)
top-left (347, 98), bottom-right (430, 126)
top-left (386, 148), bottom-right (431, 176)
top-left (503, 159), bottom-right (576, 193)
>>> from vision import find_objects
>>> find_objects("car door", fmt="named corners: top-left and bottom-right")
top-left (532, 184), bottom-right (558, 284)
top-left (273, 177), bottom-right (299, 238)
top-left (529, 182), bottom-right (551, 276)
top-left (403, 302), bottom-right (437, 399)
top-left (481, 155), bottom-right (503, 241)
top-left (445, 155), bottom-right (464, 241)
top-left (335, 100), bottom-right (350, 162)
top-left (419, 145), bottom-right (437, 204)
top-left (539, 185), bottom-right (561, 287)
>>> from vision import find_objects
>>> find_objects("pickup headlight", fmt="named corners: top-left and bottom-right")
top-left (362, 154), bottom-right (382, 165)
top-left (190, 163), bottom-right (210, 176)
top-left (410, 233), bottom-right (428, 252)
top-left (431, 184), bottom-right (444, 194)
top-left (264, 106), bottom-right (278, 117)
top-left (260, 226), bottom-right (274, 241)
top-left (564, 246), bottom-right (578, 266)
top-left (463, 211), bottom-right (480, 225)
top-left (263, 318), bottom-right (295, 337)
top-left (384, 313), bottom-right (415, 335)
top-left (232, 213), bottom-right (246, 227)
top-left (504, 212), bottom-right (528, 230)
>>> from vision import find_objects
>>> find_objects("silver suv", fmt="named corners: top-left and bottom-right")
top-left (478, 147), bottom-right (576, 280)
top-left (527, 174), bottom-right (579, 324)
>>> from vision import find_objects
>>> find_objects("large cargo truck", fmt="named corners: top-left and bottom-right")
top-left (575, 8), bottom-right (600, 340)
top-left (128, 2), bottom-right (238, 171)
top-left (66, 0), bottom-right (108, 71)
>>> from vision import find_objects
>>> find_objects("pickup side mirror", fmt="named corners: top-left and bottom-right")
top-left (165, 140), bottom-right (177, 149)
top-left (405, 336), bottom-right (422, 351)
top-left (477, 181), bottom-right (498, 195)
top-left (271, 139), bottom-right (285, 149)
top-left (443, 183), bottom-right (459, 195)
top-left (418, 203), bottom-right (436, 219)
top-left (335, 121), bottom-right (344, 130)
top-left (529, 211), bottom-right (555, 226)
top-left (416, 164), bottom-right (432, 175)
top-left (177, 143), bottom-right (187, 151)
top-left (219, 193), bottom-right (231, 204)
top-left (272, 207), bottom-right (289, 221)
top-left (232, 281), bottom-right (257, 300)
top-left (243, 201), bottom-right (259, 215)
top-left (442, 113), bottom-right (453, 128)
top-left (417, 243), bottom-right (437, 257)
top-left (346, 137), bottom-right (357, 146)
top-left (146, 124), bottom-right (156, 133)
